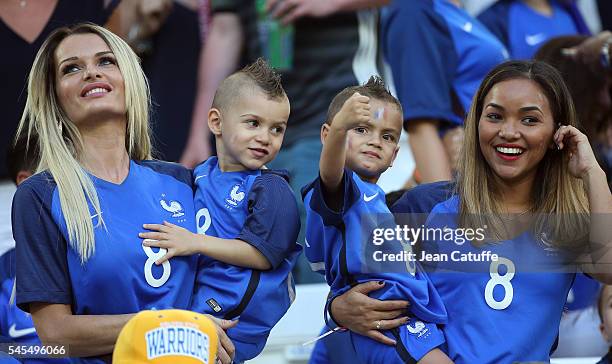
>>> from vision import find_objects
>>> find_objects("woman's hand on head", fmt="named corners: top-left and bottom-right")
top-left (330, 281), bottom-right (410, 346)
top-left (554, 125), bottom-right (601, 179)
top-left (205, 315), bottom-right (237, 364)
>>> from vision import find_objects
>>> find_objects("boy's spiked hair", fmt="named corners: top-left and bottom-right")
top-left (240, 57), bottom-right (285, 99)
top-left (325, 76), bottom-right (402, 125)
top-left (212, 58), bottom-right (286, 111)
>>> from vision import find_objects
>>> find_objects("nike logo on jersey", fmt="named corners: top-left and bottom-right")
top-left (9, 324), bottom-right (36, 338)
top-left (363, 193), bottom-right (378, 202)
top-left (304, 238), bottom-right (311, 248)
top-left (462, 22), bottom-right (473, 33)
top-left (525, 33), bottom-right (546, 46)
top-left (194, 174), bottom-right (207, 182)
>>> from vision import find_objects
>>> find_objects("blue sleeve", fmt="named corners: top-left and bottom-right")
top-left (566, 272), bottom-right (600, 311)
top-left (0, 249), bottom-right (15, 280)
top-left (237, 173), bottom-right (300, 269)
top-left (390, 181), bottom-right (455, 214)
top-left (477, 1), bottom-right (511, 48)
top-left (563, 1), bottom-right (591, 35)
top-left (351, 317), bottom-right (445, 362)
top-left (310, 328), bottom-right (364, 364)
top-left (0, 353), bottom-right (20, 363)
top-left (301, 169), bottom-right (361, 227)
top-left (12, 178), bottom-right (72, 313)
top-left (0, 279), bottom-right (10, 339)
top-left (308, 332), bottom-right (331, 364)
top-left (382, 1), bottom-right (460, 126)
top-left (137, 160), bottom-right (195, 191)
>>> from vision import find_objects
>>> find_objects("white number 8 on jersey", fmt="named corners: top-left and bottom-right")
top-left (484, 257), bottom-right (515, 310)
top-left (143, 243), bottom-right (171, 288)
top-left (142, 206), bottom-right (212, 287)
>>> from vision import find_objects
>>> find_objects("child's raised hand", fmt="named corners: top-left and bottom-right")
top-left (140, 221), bottom-right (201, 264)
top-left (331, 92), bottom-right (371, 130)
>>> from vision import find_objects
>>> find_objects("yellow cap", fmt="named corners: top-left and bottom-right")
top-left (113, 309), bottom-right (218, 364)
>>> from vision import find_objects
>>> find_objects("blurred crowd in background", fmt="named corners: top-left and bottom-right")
top-left (1, 0), bottom-right (612, 359)
top-left (5, 0), bottom-right (607, 278)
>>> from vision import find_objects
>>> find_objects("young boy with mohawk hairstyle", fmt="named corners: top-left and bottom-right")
top-left (140, 58), bottom-right (302, 363)
top-left (302, 76), bottom-right (453, 363)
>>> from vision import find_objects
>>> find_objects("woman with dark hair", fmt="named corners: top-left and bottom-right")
top-left (326, 60), bottom-right (612, 363)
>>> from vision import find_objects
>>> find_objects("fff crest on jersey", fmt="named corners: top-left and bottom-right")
top-left (159, 199), bottom-right (185, 218)
top-left (225, 184), bottom-right (246, 208)
top-left (406, 320), bottom-right (430, 339)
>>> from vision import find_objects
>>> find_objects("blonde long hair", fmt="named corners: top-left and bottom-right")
top-left (457, 60), bottom-right (589, 248)
top-left (17, 23), bottom-right (152, 263)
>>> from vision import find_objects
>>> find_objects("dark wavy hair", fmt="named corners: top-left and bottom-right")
top-left (535, 35), bottom-right (611, 142)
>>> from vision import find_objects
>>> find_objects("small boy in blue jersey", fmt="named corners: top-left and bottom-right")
top-left (140, 58), bottom-right (301, 363)
top-left (302, 76), bottom-right (452, 363)
top-left (0, 134), bottom-right (70, 364)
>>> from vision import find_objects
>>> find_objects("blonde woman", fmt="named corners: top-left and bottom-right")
top-left (12, 23), bottom-right (234, 363)
top-left (326, 60), bottom-right (612, 363)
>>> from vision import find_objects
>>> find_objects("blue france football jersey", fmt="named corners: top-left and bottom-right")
top-left (392, 182), bottom-right (578, 363)
top-left (302, 170), bottom-right (447, 361)
top-left (190, 157), bottom-right (301, 363)
top-left (13, 160), bottom-right (198, 364)
top-left (479, 0), bottom-right (589, 59)
top-left (382, 0), bottom-right (508, 126)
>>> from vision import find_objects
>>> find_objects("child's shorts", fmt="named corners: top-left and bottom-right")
top-left (350, 318), bottom-right (445, 363)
